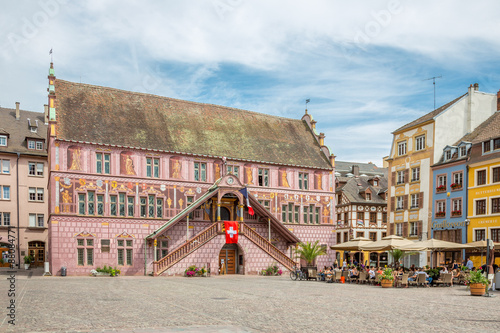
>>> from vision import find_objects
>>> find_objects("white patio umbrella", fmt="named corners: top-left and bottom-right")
top-left (398, 238), bottom-right (473, 251)
top-left (330, 237), bottom-right (373, 251)
top-left (359, 235), bottom-right (414, 252)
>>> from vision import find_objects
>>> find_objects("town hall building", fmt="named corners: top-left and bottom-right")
top-left (45, 63), bottom-right (337, 276)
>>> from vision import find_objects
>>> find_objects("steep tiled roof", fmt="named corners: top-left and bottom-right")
top-left (54, 80), bottom-right (332, 169)
top-left (460, 111), bottom-right (500, 144)
top-left (393, 94), bottom-right (466, 133)
top-left (0, 107), bottom-right (47, 156)
top-left (335, 161), bottom-right (387, 177)
top-left (336, 176), bottom-right (388, 205)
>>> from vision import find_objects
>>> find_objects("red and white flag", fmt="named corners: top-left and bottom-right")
top-left (224, 221), bottom-right (239, 244)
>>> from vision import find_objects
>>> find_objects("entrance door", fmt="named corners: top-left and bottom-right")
top-left (28, 241), bottom-right (45, 267)
top-left (218, 249), bottom-right (236, 274)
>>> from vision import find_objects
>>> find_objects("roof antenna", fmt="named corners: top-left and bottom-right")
top-left (305, 99), bottom-right (310, 114)
top-left (423, 76), bottom-right (442, 110)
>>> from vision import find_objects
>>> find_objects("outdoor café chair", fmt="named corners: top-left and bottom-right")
top-left (358, 271), bottom-right (367, 284)
top-left (416, 273), bottom-right (429, 287)
top-left (341, 270), bottom-right (349, 283)
top-left (334, 270), bottom-right (342, 283)
top-left (397, 273), bottom-right (409, 288)
top-left (435, 273), bottom-right (452, 287)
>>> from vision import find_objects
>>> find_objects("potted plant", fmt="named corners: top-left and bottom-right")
top-left (294, 241), bottom-right (326, 279)
top-left (23, 255), bottom-right (33, 270)
top-left (379, 268), bottom-right (394, 288)
top-left (466, 270), bottom-right (489, 296)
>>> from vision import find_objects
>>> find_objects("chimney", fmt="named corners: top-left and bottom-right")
top-left (497, 90), bottom-right (500, 111)
top-left (474, 83), bottom-right (479, 91)
top-left (15, 102), bottom-right (20, 120)
top-left (44, 104), bottom-right (49, 124)
top-left (352, 165), bottom-right (359, 176)
top-left (319, 132), bottom-right (325, 146)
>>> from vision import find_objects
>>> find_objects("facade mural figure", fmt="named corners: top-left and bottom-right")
top-left (282, 171), bottom-right (290, 187)
top-left (215, 163), bottom-right (221, 179)
top-left (172, 160), bottom-right (181, 178)
top-left (62, 190), bottom-right (72, 213)
top-left (245, 166), bottom-right (253, 185)
top-left (69, 148), bottom-right (82, 170)
top-left (316, 174), bottom-right (322, 190)
top-left (125, 155), bottom-right (136, 175)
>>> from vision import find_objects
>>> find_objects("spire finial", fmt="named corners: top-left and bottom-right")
top-left (305, 99), bottom-right (310, 114)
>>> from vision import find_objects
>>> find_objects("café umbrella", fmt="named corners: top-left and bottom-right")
top-left (359, 235), bottom-right (415, 251)
top-left (330, 237), bottom-right (373, 251)
top-left (398, 238), bottom-right (473, 251)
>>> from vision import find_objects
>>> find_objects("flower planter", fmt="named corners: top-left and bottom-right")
top-left (24, 264), bottom-right (30, 270)
top-left (470, 283), bottom-right (486, 296)
top-left (380, 279), bottom-right (393, 288)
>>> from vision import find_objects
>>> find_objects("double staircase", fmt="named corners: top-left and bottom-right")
top-left (153, 221), bottom-right (296, 276)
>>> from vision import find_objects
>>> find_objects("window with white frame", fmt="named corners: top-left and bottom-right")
top-left (475, 199), bottom-right (486, 215)
top-left (452, 172), bottom-right (463, 188)
top-left (396, 196), bottom-right (404, 210)
top-left (1, 185), bottom-right (10, 200)
top-left (28, 162), bottom-right (43, 176)
top-left (398, 141), bottom-right (407, 156)
top-left (117, 239), bottom-right (133, 266)
top-left (436, 201), bottom-right (446, 216)
top-left (36, 141), bottom-right (43, 150)
top-left (96, 152), bottom-right (111, 174)
top-left (493, 167), bottom-right (500, 183)
top-left (1, 212), bottom-right (11, 226)
top-left (397, 170), bottom-right (405, 184)
top-left (0, 135), bottom-right (7, 146)
top-left (28, 213), bottom-right (44, 227)
top-left (27, 140), bottom-right (35, 150)
top-left (396, 223), bottom-right (403, 236)
top-left (298, 172), bottom-right (308, 190)
top-left (460, 146), bottom-right (467, 157)
top-left (409, 222), bottom-right (418, 236)
top-left (477, 169), bottom-right (487, 186)
top-left (410, 193), bottom-right (419, 209)
top-left (156, 239), bottom-right (168, 260)
top-left (227, 165), bottom-right (239, 177)
top-left (452, 198), bottom-right (462, 216)
top-left (411, 167), bottom-right (420, 182)
top-left (415, 135), bottom-right (425, 151)
top-left (491, 198), bottom-right (500, 214)
top-left (445, 150), bottom-right (452, 161)
top-left (258, 168), bottom-right (269, 187)
top-left (146, 157), bottom-right (160, 178)
top-left (475, 229), bottom-right (486, 241)
top-left (1, 159), bottom-right (9, 174)
top-left (28, 187), bottom-right (44, 202)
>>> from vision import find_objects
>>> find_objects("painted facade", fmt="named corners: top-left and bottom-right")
top-left (387, 84), bottom-right (498, 267)
top-left (0, 104), bottom-right (49, 268)
top-left (46, 64), bottom-right (337, 276)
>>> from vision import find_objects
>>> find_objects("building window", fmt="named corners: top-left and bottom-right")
top-left (156, 239), bottom-right (168, 260)
top-left (140, 197), bottom-right (147, 217)
top-left (36, 141), bottom-right (43, 150)
top-left (1, 212), bottom-right (11, 226)
top-left (491, 198), bottom-right (500, 214)
top-left (110, 195), bottom-right (117, 216)
top-left (1, 185), bottom-right (10, 200)
top-left (1, 159), bottom-right (10, 174)
top-left (369, 232), bottom-right (377, 241)
top-left (357, 212), bottom-right (364, 223)
top-left (0, 135), bottom-right (7, 146)
top-left (492, 229), bottom-right (500, 243)
top-left (157, 198), bottom-right (163, 218)
top-left (477, 170), bottom-right (486, 186)
top-left (397, 170), bottom-right (405, 184)
top-left (87, 191), bottom-right (95, 215)
top-left (294, 206), bottom-right (299, 223)
top-left (483, 140), bottom-right (491, 153)
top-left (282, 204), bottom-right (287, 222)
top-left (298, 173), bottom-right (308, 190)
top-left (445, 150), bottom-right (452, 161)
top-left (436, 201), bottom-right (446, 217)
top-left (28, 140), bottom-right (35, 149)
top-left (373, 180), bottom-right (378, 186)
top-left (382, 212), bottom-right (387, 223)
top-left (369, 212), bottom-right (377, 223)
top-left (451, 198), bottom-right (462, 216)
top-left (337, 232), bottom-right (342, 243)
top-left (303, 206), bottom-right (308, 224)
top-left (29, 213), bottom-right (44, 227)
top-left (28, 187), bottom-right (44, 202)
top-left (395, 223), bottom-right (403, 236)
top-left (475, 229), bottom-right (486, 241)
top-left (436, 175), bottom-right (447, 191)
top-left (127, 197), bottom-right (134, 217)
top-left (96, 152), bottom-right (111, 174)
top-left (119, 193), bottom-right (126, 217)
top-left (398, 141), bottom-right (407, 156)
top-left (356, 231), bottom-right (364, 238)
top-left (451, 172), bottom-right (463, 189)
top-left (148, 195), bottom-right (155, 218)
top-left (415, 135), bottom-right (425, 151)
top-left (77, 238), bottom-right (94, 266)
top-left (258, 168), bottom-right (269, 187)
top-left (476, 199), bottom-right (486, 215)
top-left (97, 194), bottom-right (104, 216)
top-left (227, 165), bottom-right (239, 177)
top-left (315, 207), bottom-right (320, 224)
top-left (411, 167), bottom-right (420, 182)
top-left (194, 162), bottom-right (207, 182)
top-left (460, 146), bottom-right (467, 157)
top-left (287, 203), bottom-right (293, 222)
top-left (493, 167), bottom-right (500, 183)
top-left (495, 138), bottom-right (500, 150)
top-left (410, 194), bottom-right (419, 209)
top-left (78, 194), bottom-right (85, 215)
top-left (117, 239), bottom-right (133, 266)
top-left (366, 193), bottom-right (371, 200)
top-left (409, 222), bottom-right (418, 236)
top-left (28, 162), bottom-right (43, 176)
top-left (146, 157), bottom-right (160, 178)
top-left (344, 231), bottom-right (348, 242)
top-left (309, 205), bottom-right (314, 225)
top-left (396, 196), bottom-right (404, 210)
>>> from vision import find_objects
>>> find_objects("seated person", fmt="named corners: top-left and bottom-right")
top-left (368, 267), bottom-right (376, 279)
top-left (350, 267), bottom-right (359, 279)
top-left (408, 269), bottom-right (418, 281)
top-left (376, 267), bottom-right (383, 275)
top-left (416, 268), bottom-right (432, 285)
top-left (439, 266), bottom-right (448, 274)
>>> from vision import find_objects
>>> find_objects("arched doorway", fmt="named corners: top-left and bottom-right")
top-left (220, 207), bottom-right (231, 221)
top-left (218, 243), bottom-right (244, 274)
top-left (28, 241), bottom-right (45, 267)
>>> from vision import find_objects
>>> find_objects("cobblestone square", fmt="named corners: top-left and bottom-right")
top-left (1, 271), bottom-right (499, 333)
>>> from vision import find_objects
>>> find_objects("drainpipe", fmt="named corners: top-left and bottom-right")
top-left (144, 238), bottom-right (147, 276)
top-left (16, 153), bottom-right (20, 268)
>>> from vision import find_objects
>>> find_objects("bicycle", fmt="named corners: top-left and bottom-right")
top-left (290, 266), bottom-right (306, 281)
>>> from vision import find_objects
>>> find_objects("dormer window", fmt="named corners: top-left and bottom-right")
top-left (460, 146), bottom-right (467, 157)
top-left (27, 118), bottom-right (38, 133)
top-left (373, 180), bottom-right (378, 186)
top-left (445, 150), bottom-right (452, 161)
top-left (0, 135), bottom-right (6, 146)
top-left (28, 140), bottom-right (35, 149)
top-left (366, 193), bottom-right (371, 200)
top-left (483, 140), bottom-right (491, 153)
top-left (27, 139), bottom-right (44, 150)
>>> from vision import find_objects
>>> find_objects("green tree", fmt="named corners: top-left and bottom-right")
top-left (295, 241), bottom-right (326, 266)
top-left (389, 249), bottom-right (416, 267)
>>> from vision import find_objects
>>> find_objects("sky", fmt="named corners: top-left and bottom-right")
top-left (1, 0), bottom-right (500, 166)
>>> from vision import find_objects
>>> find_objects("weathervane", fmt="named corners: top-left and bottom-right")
top-left (305, 99), bottom-right (310, 114)
top-left (423, 75), bottom-right (442, 110)
top-left (49, 48), bottom-right (53, 62)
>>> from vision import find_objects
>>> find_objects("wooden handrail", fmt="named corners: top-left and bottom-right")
top-left (240, 223), bottom-right (296, 270)
top-left (154, 222), bottom-right (219, 276)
